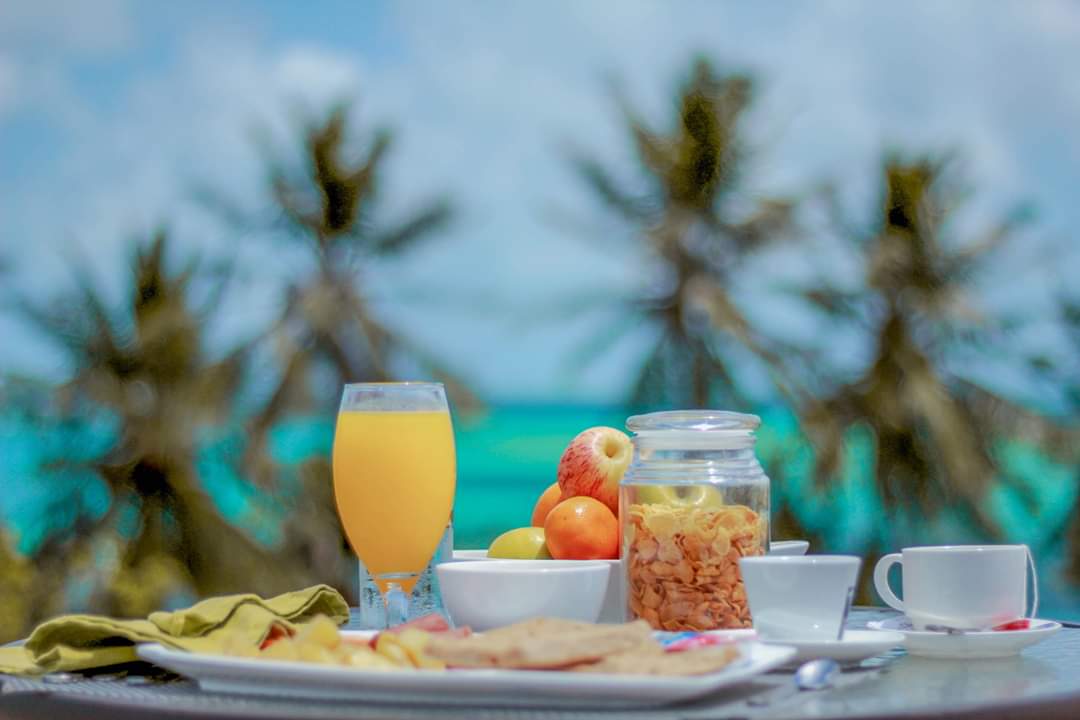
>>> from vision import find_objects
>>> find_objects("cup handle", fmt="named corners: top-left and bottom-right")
top-left (1025, 545), bottom-right (1039, 619)
top-left (873, 553), bottom-right (904, 612)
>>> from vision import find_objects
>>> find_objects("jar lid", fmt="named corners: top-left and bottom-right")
top-left (626, 410), bottom-right (760, 433)
top-left (626, 410), bottom-right (760, 449)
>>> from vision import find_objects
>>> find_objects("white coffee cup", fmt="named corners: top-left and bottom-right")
top-left (873, 545), bottom-right (1038, 631)
top-left (740, 555), bottom-right (861, 641)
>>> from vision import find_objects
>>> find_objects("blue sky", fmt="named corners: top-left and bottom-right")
top-left (1, 1), bottom-right (1079, 406)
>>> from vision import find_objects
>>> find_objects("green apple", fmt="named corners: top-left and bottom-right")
top-left (488, 527), bottom-right (553, 559)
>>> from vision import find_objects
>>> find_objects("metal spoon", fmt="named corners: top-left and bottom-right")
top-left (748, 658), bottom-right (840, 707)
top-left (795, 658), bottom-right (841, 690)
top-left (923, 624), bottom-right (973, 635)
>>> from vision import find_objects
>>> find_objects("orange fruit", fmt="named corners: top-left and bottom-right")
top-left (531, 482), bottom-right (563, 527)
top-left (544, 496), bottom-right (619, 560)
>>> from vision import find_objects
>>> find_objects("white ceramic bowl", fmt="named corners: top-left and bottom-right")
top-left (450, 540), bottom-right (808, 624)
top-left (436, 560), bottom-right (610, 631)
top-left (453, 553), bottom-right (625, 622)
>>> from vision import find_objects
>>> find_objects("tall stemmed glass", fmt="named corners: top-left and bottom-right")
top-left (332, 382), bottom-right (456, 627)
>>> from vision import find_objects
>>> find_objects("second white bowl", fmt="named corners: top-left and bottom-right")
top-left (436, 560), bottom-right (610, 631)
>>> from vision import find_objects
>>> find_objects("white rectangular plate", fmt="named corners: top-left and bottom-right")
top-left (137, 632), bottom-right (795, 709)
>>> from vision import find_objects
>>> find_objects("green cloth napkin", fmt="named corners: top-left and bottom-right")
top-left (0, 584), bottom-right (349, 676)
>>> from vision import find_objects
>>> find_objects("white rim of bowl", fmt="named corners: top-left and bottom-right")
top-left (739, 555), bottom-right (860, 565)
top-left (438, 560), bottom-right (611, 573)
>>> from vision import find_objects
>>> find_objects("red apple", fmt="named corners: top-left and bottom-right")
top-left (556, 426), bottom-right (632, 515)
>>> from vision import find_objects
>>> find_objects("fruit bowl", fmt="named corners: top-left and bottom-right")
top-left (436, 560), bottom-right (611, 631)
top-left (453, 552), bottom-right (624, 622)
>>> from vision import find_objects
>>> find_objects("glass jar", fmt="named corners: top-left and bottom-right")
top-left (620, 410), bottom-right (769, 631)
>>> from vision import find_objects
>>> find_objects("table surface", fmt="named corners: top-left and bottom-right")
top-left (1, 608), bottom-right (1078, 720)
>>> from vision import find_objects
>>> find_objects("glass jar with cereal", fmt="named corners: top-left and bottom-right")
top-left (620, 411), bottom-right (769, 631)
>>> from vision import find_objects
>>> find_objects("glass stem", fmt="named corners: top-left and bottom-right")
top-left (384, 582), bottom-right (409, 627)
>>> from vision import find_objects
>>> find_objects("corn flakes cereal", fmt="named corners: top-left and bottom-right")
top-left (625, 503), bottom-right (766, 631)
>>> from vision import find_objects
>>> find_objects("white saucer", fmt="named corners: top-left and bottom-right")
top-left (768, 540), bottom-right (810, 556)
top-left (867, 617), bottom-right (1061, 659)
top-left (760, 629), bottom-right (906, 664)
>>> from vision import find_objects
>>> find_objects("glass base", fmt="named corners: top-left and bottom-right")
top-left (355, 525), bottom-right (453, 629)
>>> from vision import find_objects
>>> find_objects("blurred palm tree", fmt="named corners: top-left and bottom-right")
top-left (797, 155), bottom-right (1043, 541)
top-left (568, 58), bottom-right (799, 407)
top-left (18, 232), bottom-right (309, 619)
top-left (1032, 298), bottom-right (1080, 419)
top-left (244, 104), bottom-right (472, 447)
top-left (1033, 298), bottom-right (1080, 582)
top-left (1064, 300), bottom-right (1080, 410)
top-left (1064, 299), bottom-right (1080, 584)
top-left (203, 104), bottom-right (474, 599)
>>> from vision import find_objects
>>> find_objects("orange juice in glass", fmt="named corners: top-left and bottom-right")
top-left (332, 383), bottom-right (455, 625)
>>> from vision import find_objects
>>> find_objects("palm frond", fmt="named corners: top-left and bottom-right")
top-left (815, 181), bottom-right (872, 247)
top-left (1063, 299), bottom-right (1080, 331)
top-left (15, 297), bottom-right (87, 356)
top-left (343, 129), bottom-right (391, 223)
top-left (672, 61), bottom-right (752, 210)
top-left (721, 198), bottom-right (795, 253)
top-left (941, 209), bottom-right (1027, 280)
top-left (567, 151), bottom-right (651, 221)
top-left (630, 331), bottom-right (672, 407)
top-left (387, 333), bottom-right (482, 414)
top-left (699, 340), bottom-right (744, 407)
top-left (307, 106), bottom-right (392, 241)
top-left (270, 169), bottom-right (322, 239)
top-left (801, 394), bottom-right (851, 485)
top-left (189, 180), bottom-right (253, 231)
top-left (610, 85), bottom-right (673, 182)
top-left (560, 310), bottom-right (649, 376)
top-left (371, 199), bottom-right (452, 255)
top-left (196, 349), bottom-right (247, 422)
top-left (192, 259), bottom-right (236, 325)
top-left (798, 286), bottom-right (865, 322)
